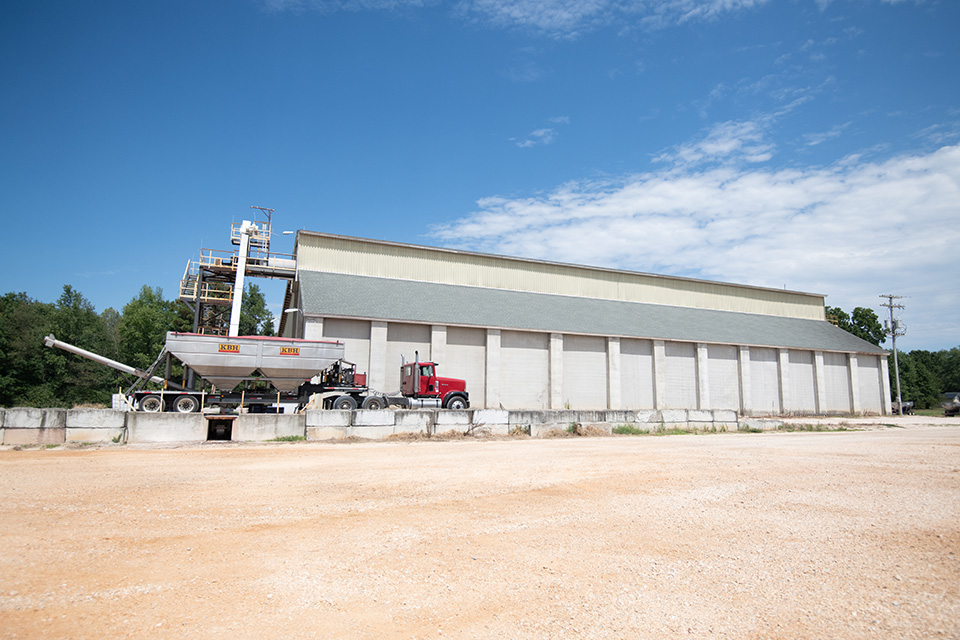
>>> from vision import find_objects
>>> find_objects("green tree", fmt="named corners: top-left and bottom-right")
top-left (0, 292), bottom-right (56, 406)
top-left (118, 286), bottom-right (177, 370)
top-left (239, 283), bottom-right (275, 336)
top-left (826, 305), bottom-right (885, 346)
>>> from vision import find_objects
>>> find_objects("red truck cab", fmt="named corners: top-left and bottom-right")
top-left (400, 361), bottom-right (469, 409)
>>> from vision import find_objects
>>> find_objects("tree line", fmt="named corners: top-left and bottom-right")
top-left (827, 306), bottom-right (959, 410)
top-left (0, 284), bottom-right (275, 408)
top-left (1, 290), bottom-right (956, 410)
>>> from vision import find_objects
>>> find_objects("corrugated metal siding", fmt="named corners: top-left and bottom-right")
top-left (822, 352), bottom-right (852, 412)
top-left (562, 335), bottom-right (608, 410)
top-left (786, 350), bottom-right (817, 413)
top-left (663, 342), bottom-right (698, 409)
top-left (707, 344), bottom-right (740, 410)
top-left (500, 330), bottom-right (549, 409)
top-left (445, 326), bottom-right (487, 408)
top-left (620, 339), bottom-right (655, 409)
top-left (750, 348), bottom-right (781, 414)
top-left (298, 233), bottom-right (825, 320)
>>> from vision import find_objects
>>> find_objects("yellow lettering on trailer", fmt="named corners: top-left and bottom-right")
top-left (279, 347), bottom-right (300, 356)
top-left (218, 344), bottom-right (240, 353)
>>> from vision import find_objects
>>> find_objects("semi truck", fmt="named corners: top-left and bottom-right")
top-left (44, 332), bottom-right (469, 413)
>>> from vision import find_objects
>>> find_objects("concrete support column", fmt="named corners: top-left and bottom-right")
top-left (549, 333), bottom-right (563, 410)
top-left (485, 329), bottom-right (501, 409)
top-left (653, 340), bottom-right (667, 410)
top-left (847, 353), bottom-right (861, 414)
top-left (696, 343), bottom-right (710, 410)
top-left (607, 337), bottom-right (621, 410)
top-left (813, 351), bottom-right (827, 414)
top-left (738, 346), bottom-right (751, 415)
top-left (880, 355), bottom-right (892, 415)
top-left (430, 325), bottom-right (447, 364)
top-left (778, 349), bottom-right (790, 414)
top-left (369, 321), bottom-right (388, 392)
top-left (303, 317), bottom-right (324, 340)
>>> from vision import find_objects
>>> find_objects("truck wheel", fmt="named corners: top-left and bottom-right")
top-left (332, 395), bottom-right (358, 410)
top-left (361, 395), bottom-right (388, 410)
top-left (444, 396), bottom-right (468, 410)
top-left (140, 395), bottom-right (163, 413)
top-left (174, 395), bottom-right (199, 413)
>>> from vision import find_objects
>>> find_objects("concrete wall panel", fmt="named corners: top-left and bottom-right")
top-left (785, 350), bottom-right (817, 413)
top-left (749, 348), bottom-right (781, 415)
top-left (663, 342), bottom-right (697, 409)
top-left (562, 334), bottom-right (608, 410)
top-left (707, 344), bottom-right (740, 410)
top-left (857, 354), bottom-right (883, 414)
top-left (822, 351), bottom-right (852, 413)
top-left (385, 323), bottom-right (431, 391)
top-left (233, 415), bottom-right (305, 441)
top-left (620, 339), bottom-right (654, 409)
top-left (445, 326), bottom-right (487, 408)
top-left (500, 330), bottom-right (549, 409)
top-left (323, 318), bottom-right (371, 380)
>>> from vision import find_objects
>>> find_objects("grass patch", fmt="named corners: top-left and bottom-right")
top-left (44, 444), bottom-right (60, 449)
top-left (776, 424), bottom-right (853, 433)
top-left (269, 435), bottom-right (306, 442)
top-left (612, 424), bottom-right (650, 435)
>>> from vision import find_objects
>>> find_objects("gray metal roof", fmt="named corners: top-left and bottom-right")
top-left (299, 270), bottom-right (887, 355)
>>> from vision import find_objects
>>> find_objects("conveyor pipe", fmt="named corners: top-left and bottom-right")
top-left (43, 334), bottom-right (181, 390)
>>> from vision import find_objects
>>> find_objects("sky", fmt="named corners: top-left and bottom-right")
top-left (1, 0), bottom-right (957, 352)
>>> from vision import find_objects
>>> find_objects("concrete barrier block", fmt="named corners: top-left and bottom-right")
top-left (66, 409), bottom-right (126, 429)
top-left (4, 428), bottom-right (66, 445)
top-left (234, 414), bottom-right (304, 441)
top-left (127, 413), bottom-right (206, 443)
top-left (436, 411), bottom-right (470, 426)
top-left (4, 408), bottom-right (45, 429)
top-left (574, 411), bottom-right (607, 424)
top-left (634, 410), bottom-right (658, 423)
top-left (507, 411), bottom-right (546, 425)
top-left (347, 425), bottom-right (394, 439)
top-left (688, 410), bottom-right (713, 423)
top-left (396, 411), bottom-right (433, 430)
top-left (661, 422), bottom-right (691, 433)
top-left (0, 408), bottom-right (4, 427)
top-left (739, 418), bottom-right (782, 432)
top-left (658, 409), bottom-right (688, 423)
top-left (712, 410), bottom-right (738, 423)
top-left (603, 411), bottom-right (635, 423)
top-left (688, 421), bottom-right (716, 431)
top-left (305, 410), bottom-right (352, 427)
top-left (353, 410), bottom-right (395, 426)
top-left (472, 409), bottom-right (509, 425)
top-left (66, 428), bottom-right (124, 443)
top-left (306, 426), bottom-right (347, 441)
top-left (715, 422), bottom-right (738, 433)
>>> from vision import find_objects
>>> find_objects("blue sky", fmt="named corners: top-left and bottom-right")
top-left (1, 0), bottom-right (957, 351)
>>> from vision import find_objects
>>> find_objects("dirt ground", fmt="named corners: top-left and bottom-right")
top-left (1, 418), bottom-right (959, 639)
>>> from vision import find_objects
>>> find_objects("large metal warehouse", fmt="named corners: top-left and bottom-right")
top-left (279, 231), bottom-right (890, 415)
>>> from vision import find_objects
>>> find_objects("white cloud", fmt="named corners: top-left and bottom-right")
top-left (431, 144), bottom-right (960, 350)
top-left (263, 0), bottom-right (775, 37)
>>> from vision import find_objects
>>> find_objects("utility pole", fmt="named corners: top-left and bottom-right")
top-left (880, 295), bottom-right (906, 415)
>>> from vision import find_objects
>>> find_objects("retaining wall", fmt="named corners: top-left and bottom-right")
top-left (2, 407), bottom-right (751, 445)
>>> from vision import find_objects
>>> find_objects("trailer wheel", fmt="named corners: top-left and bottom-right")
top-left (444, 395), bottom-right (468, 410)
top-left (361, 395), bottom-right (388, 410)
top-left (332, 395), bottom-right (358, 410)
top-left (140, 395), bottom-right (163, 413)
top-left (173, 395), bottom-right (199, 413)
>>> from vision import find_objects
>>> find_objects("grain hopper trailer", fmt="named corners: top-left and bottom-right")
top-left (44, 333), bottom-right (468, 413)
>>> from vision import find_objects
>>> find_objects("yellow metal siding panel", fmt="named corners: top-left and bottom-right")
top-left (297, 233), bottom-right (825, 321)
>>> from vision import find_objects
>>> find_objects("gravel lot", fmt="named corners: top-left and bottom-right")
top-left (1, 419), bottom-right (958, 639)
